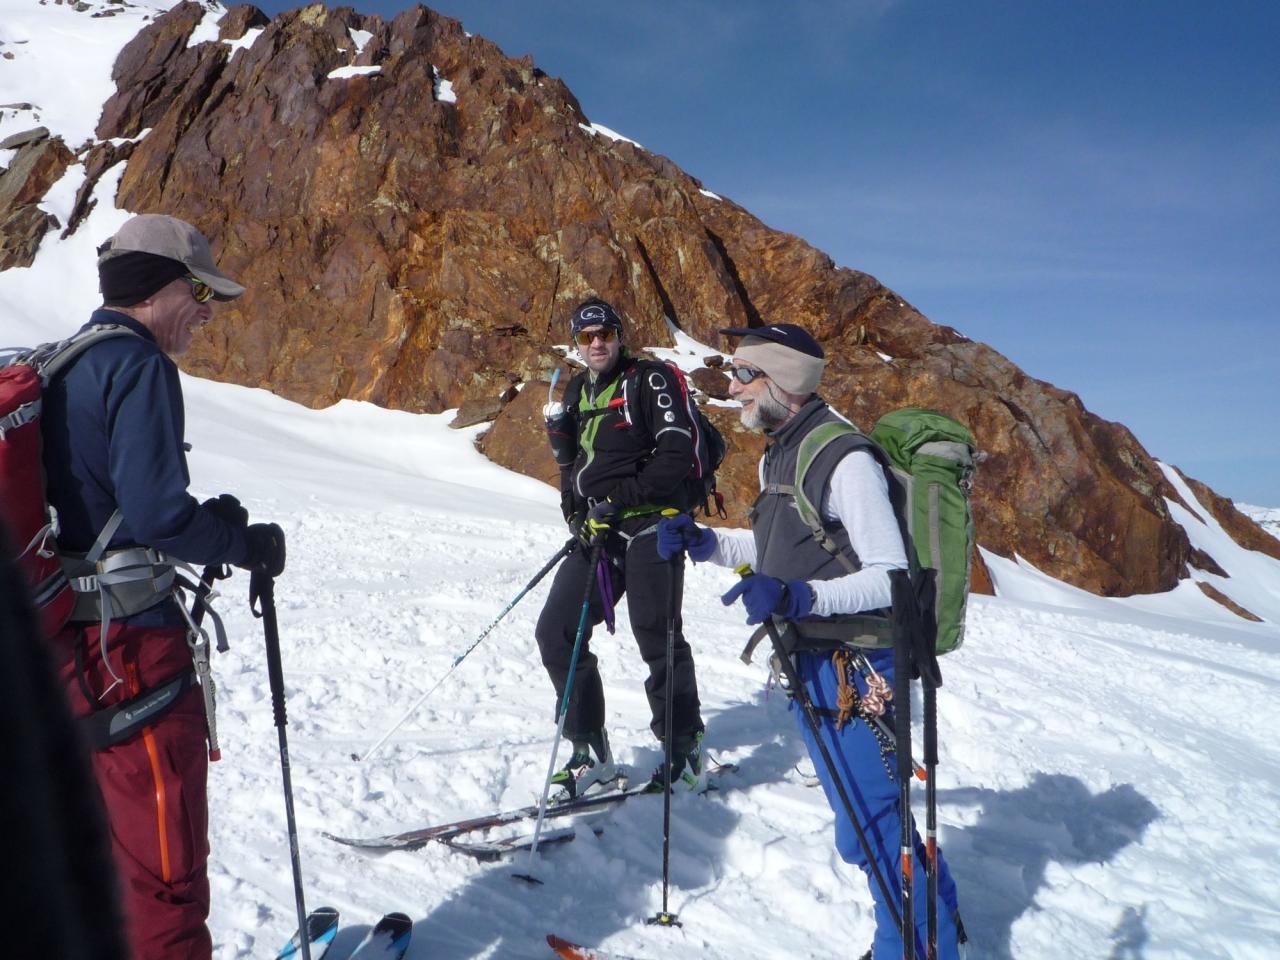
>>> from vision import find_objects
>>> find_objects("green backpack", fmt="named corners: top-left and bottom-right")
top-left (793, 408), bottom-right (977, 654)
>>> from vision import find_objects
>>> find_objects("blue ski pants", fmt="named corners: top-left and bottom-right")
top-left (793, 648), bottom-right (962, 959)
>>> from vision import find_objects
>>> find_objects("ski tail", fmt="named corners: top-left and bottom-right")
top-left (277, 906), bottom-right (339, 960)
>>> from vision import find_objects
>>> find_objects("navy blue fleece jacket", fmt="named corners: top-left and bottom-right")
top-left (42, 310), bottom-right (249, 620)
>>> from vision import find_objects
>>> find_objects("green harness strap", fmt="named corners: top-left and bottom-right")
top-left (576, 376), bottom-right (676, 521)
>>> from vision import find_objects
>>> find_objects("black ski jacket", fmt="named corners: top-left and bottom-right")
top-left (560, 352), bottom-right (697, 515)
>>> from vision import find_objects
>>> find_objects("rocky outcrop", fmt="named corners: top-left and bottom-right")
top-left (1194, 582), bottom-right (1263, 622)
top-left (1173, 467), bottom-right (1280, 563)
top-left (13, 1), bottom-right (1273, 597)
top-left (0, 129), bottom-right (72, 269)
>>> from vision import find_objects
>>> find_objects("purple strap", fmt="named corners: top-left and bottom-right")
top-left (595, 553), bottom-right (617, 634)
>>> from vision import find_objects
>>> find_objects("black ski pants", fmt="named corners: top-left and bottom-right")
top-left (535, 518), bottom-right (703, 744)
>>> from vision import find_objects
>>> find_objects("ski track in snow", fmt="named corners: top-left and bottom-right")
top-left (3, 2), bottom-right (1280, 958)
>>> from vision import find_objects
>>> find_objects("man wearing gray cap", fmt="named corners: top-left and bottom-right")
top-left (42, 214), bottom-right (283, 960)
top-left (656, 323), bottom-right (965, 960)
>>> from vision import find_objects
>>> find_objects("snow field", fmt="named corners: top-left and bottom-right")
top-left (166, 388), bottom-right (1279, 959)
top-left (3, 1), bottom-right (1280, 955)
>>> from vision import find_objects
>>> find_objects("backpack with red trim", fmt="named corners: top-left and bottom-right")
top-left (0, 325), bottom-right (138, 638)
top-left (617, 359), bottom-right (725, 518)
top-left (659, 360), bottom-right (727, 518)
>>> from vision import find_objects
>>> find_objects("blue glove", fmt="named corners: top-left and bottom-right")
top-left (721, 575), bottom-right (814, 625)
top-left (656, 513), bottom-right (716, 562)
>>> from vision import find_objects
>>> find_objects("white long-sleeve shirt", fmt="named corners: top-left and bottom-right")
top-left (709, 449), bottom-right (907, 615)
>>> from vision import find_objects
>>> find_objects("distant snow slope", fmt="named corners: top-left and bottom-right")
top-left (3, 3), bottom-right (1280, 958)
top-left (1240, 504), bottom-right (1280, 544)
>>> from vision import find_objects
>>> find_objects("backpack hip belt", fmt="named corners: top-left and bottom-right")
top-left (739, 613), bottom-right (895, 667)
top-left (70, 557), bottom-right (229, 754)
top-left (64, 545), bottom-right (178, 622)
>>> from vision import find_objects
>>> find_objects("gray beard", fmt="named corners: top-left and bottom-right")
top-left (740, 386), bottom-right (791, 431)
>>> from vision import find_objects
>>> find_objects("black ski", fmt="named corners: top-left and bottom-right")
top-left (324, 762), bottom-right (736, 853)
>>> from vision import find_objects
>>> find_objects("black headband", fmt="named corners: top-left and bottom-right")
top-left (98, 251), bottom-right (190, 307)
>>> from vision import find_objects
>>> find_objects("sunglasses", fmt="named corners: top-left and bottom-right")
top-left (574, 327), bottom-right (618, 347)
top-left (727, 365), bottom-right (768, 385)
top-left (186, 276), bottom-right (214, 303)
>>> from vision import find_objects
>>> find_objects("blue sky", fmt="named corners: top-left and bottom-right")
top-left (255, 1), bottom-right (1278, 506)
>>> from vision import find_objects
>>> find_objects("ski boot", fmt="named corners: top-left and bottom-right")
top-left (550, 729), bottom-right (617, 802)
top-left (644, 730), bottom-right (707, 794)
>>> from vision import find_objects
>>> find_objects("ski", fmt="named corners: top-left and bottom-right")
top-left (547, 933), bottom-right (648, 959)
top-left (444, 823), bottom-right (605, 861)
top-left (325, 762), bottom-right (736, 853)
top-left (350, 912), bottom-right (412, 960)
top-left (276, 905), bottom-right (338, 960)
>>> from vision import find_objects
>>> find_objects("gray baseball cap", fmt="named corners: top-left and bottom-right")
top-left (98, 214), bottom-right (246, 300)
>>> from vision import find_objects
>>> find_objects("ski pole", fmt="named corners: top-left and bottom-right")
top-left (892, 570), bottom-right (916, 960)
top-left (354, 537), bottom-right (577, 763)
top-left (912, 569), bottom-right (943, 960)
top-left (648, 524), bottom-right (684, 928)
top-left (521, 536), bottom-right (605, 875)
top-left (734, 564), bottom-right (904, 935)
top-left (249, 535), bottom-right (311, 960)
top-left (923, 664), bottom-right (939, 960)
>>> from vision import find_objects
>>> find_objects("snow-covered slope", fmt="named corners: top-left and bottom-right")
top-left (3, 3), bottom-right (1280, 958)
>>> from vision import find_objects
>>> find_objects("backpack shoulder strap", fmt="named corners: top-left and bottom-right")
top-left (32, 324), bottom-right (142, 384)
top-left (563, 370), bottom-right (585, 411)
top-left (793, 421), bottom-right (878, 574)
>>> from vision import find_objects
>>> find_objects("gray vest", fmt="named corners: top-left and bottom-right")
top-left (747, 397), bottom-right (895, 653)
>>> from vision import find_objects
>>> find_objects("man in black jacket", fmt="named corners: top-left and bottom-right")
top-left (538, 299), bottom-right (705, 798)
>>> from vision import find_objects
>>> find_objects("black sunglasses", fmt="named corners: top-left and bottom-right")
top-left (727, 365), bottom-right (768, 385)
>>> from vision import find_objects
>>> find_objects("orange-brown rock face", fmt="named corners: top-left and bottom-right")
top-left (53, 1), bottom-right (1273, 596)
top-left (0, 129), bottom-right (73, 269)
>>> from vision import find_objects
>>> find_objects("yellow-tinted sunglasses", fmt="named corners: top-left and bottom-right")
top-left (186, 276), bottom-right (214, 303)
top-left (574, 327), bottom-right (618, 347)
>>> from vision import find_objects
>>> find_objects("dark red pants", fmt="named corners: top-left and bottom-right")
top-left (52, 621), bottom-right (212, 960)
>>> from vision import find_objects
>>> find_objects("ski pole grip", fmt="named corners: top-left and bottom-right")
top-left (253, 570), bottom-right (289, 729)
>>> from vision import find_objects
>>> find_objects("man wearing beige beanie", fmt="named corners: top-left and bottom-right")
top-left (656, 322), bottom-right (966, 959)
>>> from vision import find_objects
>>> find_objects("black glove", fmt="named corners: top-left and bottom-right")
top-left (582, 498), bottom-right (618, 545)
top-left (546, 411), bottom-right (577, 468)
top-left (239, 522), bottom-right (286, 577)
top-left (202, 493), bottom-right (248, 530)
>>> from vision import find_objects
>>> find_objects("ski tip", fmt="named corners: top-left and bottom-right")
top-left (512, 871), bottom-right (544, 885)
top-left (546, 934), bottom-right (587, 958)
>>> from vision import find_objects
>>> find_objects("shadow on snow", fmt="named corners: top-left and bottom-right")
top-left (940, 774), bottom-right (1159, 959)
